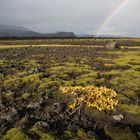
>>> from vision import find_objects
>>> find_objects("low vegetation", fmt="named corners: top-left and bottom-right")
top-left (0, 38), bottom-right (140, 140)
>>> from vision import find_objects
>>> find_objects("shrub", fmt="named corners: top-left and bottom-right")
top-left (60, 85), bottom-right (118, 111)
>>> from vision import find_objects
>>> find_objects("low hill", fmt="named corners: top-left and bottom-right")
top-left (0, 24), bottom-right (41, 37)
top-left (0, 24), bottom-right (76, 38)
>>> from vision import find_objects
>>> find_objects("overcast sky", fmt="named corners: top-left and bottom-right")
top-left (0, 0), bottom-right (140, 36)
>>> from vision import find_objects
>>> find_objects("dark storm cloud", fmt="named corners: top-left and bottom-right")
top-left (0, 0), bottom-right (140, 36)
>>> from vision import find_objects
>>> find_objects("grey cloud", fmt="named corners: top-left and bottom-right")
top-left (0, 0), bottom-right (139, 36)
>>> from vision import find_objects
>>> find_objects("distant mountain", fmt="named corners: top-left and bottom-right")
top-left (45, 32), bottom-right (76, 38)
top-left (0, 24), bottom-right (76, 38)
top-left (0, 24), bottom-right (42, 37)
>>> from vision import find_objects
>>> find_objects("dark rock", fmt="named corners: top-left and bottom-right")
top-left (104, 41), bottom-right (120, 49)
top-left (53, 103), bottom-right (64, 112)
top-left (0, 102), bottom-right (5, 111)
top-left (87, 130), bottom-right (97, 138)
top-left (28, 68), bottom-right (39, 74)
top-left (81, 116), bottom-right (88, 128)
top-left (137, 132), bottom-right (140, 139)
top-left (11, 107), bottom-right (18, 117)
top-left (27, 102), bottom-right (41, 109)
top-left (34, 121), bottom-right (50, 130)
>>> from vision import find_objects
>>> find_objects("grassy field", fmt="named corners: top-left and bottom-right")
top-left (0, 39), bottom-right (140, 140)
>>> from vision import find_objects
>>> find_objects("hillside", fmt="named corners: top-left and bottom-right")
top-left (0, 25), bottom-right (76, 38)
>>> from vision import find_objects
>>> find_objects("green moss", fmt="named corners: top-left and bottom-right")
top-left (60, 130), bottom-right (75, 140)
top-left (70, 137), bottom-right (81, 140)
top-left (0, 73), bottom-right (4, 80)
top-left (64, 130), bottom-right (74, 138)
top-left (76, 72), bottom-right (98, 86)
top-left (4, 92), bottom-right (14, 98)
top-left (104, 51), bottom-right (124, 55)
top-left (119, 104), bottom-right (140, 115)
top-left (39, 80), bottom-right (60, 90)
top-left (21, 93), bottom-right (31, 100)
top-left (16, 71), bottom-right (27, 77)
top-left (22, 73), bottom-right (43, 83)
top-left (3, 77), bottom-right (23, 90)
top-left (49, 63), bottom-right (92, 80)
top-left (22, 73), bottom-right (43, 91)
top-left (77, 129), bottom-right (87, 139)
top-left (117, 94), bottom-right (130, 103)
top-left (30, 126), bottom-right (56, 140)
top-left (114, 52), bottom-right (140, 69)
top-left (2, 128), bottom-right (32, 140)
top-left (15, 117), bottom-right (28, 128)
top-left (61, 129), bottom-right (97, 140)
top-left (105, 70), bottom-right (121, 77)
top-left (77, 129), bottom-right (97, 140)
top-left (104, 125), bottom-right (137, 140)
top-left (95, 78), bottom-right (106, 86)
top-left (23, 59), bottom-right (40, 68)
top-left (0, 59), bottom-right (11, 67)
top-left (110, 69), bottom-right (140, 100)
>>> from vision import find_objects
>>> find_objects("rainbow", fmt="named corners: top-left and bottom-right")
top-left (96, 0), bottom-right (129, 35)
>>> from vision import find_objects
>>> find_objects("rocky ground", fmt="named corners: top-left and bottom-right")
top-left (0, 44), bottom-right (140, 140)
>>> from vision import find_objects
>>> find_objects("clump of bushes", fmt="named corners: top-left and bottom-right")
top-left (60, 85), bottom-right (118, 111)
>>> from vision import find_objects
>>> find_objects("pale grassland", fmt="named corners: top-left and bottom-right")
top-left (0, 44), bottom-right (104, 49)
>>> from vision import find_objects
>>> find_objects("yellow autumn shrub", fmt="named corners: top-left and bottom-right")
top-left (60, 85), bottom-right (118, 111)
